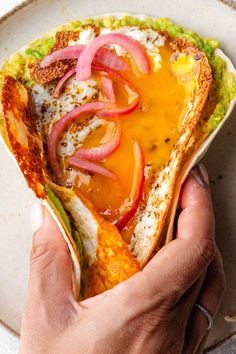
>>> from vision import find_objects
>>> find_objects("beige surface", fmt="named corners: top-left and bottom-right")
top-left (0, 321), bottom-right (19, 354)
top-left (0, 0), bottom-right (236, 350)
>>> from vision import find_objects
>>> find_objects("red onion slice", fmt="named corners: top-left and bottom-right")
top-left (74, 121), bottom-right (121, 161)
top-left (92, 64), bottom-right (138, 92)
top-left (116, 142), bottom-right (145, 232)
top-left (53, 68), bottom-right (76, 98)
top-left (68, 157), bottom-right (117, 180)
top-left (92, 65), bottom-right (140, 119)
top-left (101, 76), bottom-right (116, 103)
top-left (53, 63), bottom-right (132, 98)
top-left (40, 45), bottom-right (128, 71)
top-left (95, 47), bottom-right (128, 71)
top-left (77, 33), bottom-right (150, 81)
top-left (47, 101), bottom-right (109, 181)
top-left (96, 99), bottom-right (139, 119)
top-left (40, 45), bottom-right (85, 68)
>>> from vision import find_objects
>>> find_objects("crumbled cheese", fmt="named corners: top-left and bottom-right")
top-left (68, 27), bottom-right (96, 45)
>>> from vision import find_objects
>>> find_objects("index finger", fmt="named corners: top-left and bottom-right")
top-left (178, 164), bottom-right (215, 241)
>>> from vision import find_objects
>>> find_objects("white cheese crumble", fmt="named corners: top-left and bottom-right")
top-left (68, 26), bottom-right (96, 45)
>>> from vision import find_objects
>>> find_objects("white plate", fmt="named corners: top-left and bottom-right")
top-left (0, 0), bottom-right (236, 349)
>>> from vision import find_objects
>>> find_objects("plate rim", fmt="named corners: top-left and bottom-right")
top-left (0, 0), bottom-right (235, 26)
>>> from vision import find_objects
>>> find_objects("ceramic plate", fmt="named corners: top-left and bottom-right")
top-left (0, 0), bottom-right (236, 349)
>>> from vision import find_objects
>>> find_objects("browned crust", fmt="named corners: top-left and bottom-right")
top-left (131, 38), bottom-right (212, 265)
top-left (172, 37), bottom-right (213, 128)
top-left (30, 31), bottom-right (79, 84)
top-left (51, 25), bottom-right (100, 51)
top-left (31, 59), bottom-right (76, 84)
top-left (52, 31), bottom-right (79, 51)
top-left (50, 183), bottom-right (140, 298)
top-left (77, 192), bottom-right (140, 297)
top-left (155, 42), bottom-right (212, 242)
top-left (1, 75), bottom-right (45, 198)
top-left (30, 26), bottom-right (100, 84)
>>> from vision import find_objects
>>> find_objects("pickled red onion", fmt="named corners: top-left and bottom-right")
top-left (53, 68), bottom-right (76, 97)
top-left (92, 65), bottom-right (140, 119)
top-left (40, 45), bottom-right (128, 71)
top-left (77, 33), bottom-right (150, 81)
top-left (41, 45), bottom-right (85, 67)
top-left (92, 64), bottom-right (138, 92)
top-left (96, 99), bottom-right (139, 119)
top-left (95, 48), bottom-right (128, 71)
top-left (74, 121), bottom-right (121, 161)
top-left (53, 63), bottom-right (132, 98)
top-left (101, 76), bottom-right (116, 103)
top-left (68, 157), bottom-right (117, 180)
top-left (47, 101), bottom-right (108, 181)
top-left (116, 142), bottom-right (145, 232)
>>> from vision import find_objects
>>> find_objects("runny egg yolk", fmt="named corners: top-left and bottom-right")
top-left (73, 44), bottom-right (189, 237)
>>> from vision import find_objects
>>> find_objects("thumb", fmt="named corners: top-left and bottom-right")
top-left (20, 205), bottom-right (77, 353)
top-left (117, 165), bottom-right (216, 309)
top-left (28, 203), bottom-right (74, 305)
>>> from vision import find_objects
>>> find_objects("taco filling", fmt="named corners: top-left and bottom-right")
top-left (1, 16), bottom-right (236, 298)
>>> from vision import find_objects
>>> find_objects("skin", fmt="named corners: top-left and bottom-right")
top-left (19, 165), bottom-right (226, 354)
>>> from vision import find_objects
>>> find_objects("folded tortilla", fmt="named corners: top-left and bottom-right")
top-left (0, 14), bottom-right (236, 298)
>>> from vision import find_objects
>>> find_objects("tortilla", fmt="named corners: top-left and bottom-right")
top-left (0, 14), bottom-right (236, 298)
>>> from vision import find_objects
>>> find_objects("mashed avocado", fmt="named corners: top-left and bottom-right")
top-left (45, 185), bottom-right (71, 233)
top-left (2, 36), bottom-right (54, 83)
top-left (1, 15), bottom-right (235, 134)
top-left (45, 185), bottom-right (83, 262)
top-left (204, 55), bottom-right (236, 133)
top-left (2, 52), bottom-right (26, 80)
top-left (25, 36), bottom-right (55, 61)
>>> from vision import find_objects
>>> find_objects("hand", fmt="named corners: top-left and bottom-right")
top-left (19, 164), bottom-right (225, 354)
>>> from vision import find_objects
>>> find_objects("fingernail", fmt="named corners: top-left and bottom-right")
top-left (190, 163), bottom-right (209, 188)
top-left (31, 203), bottom-right (43, 233)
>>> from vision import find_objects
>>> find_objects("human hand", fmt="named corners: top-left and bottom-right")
top-left (19, 164), bottom-right (225, 354)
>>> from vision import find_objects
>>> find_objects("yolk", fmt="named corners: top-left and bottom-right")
top-left (74, 44), bottom-right (188, 235)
